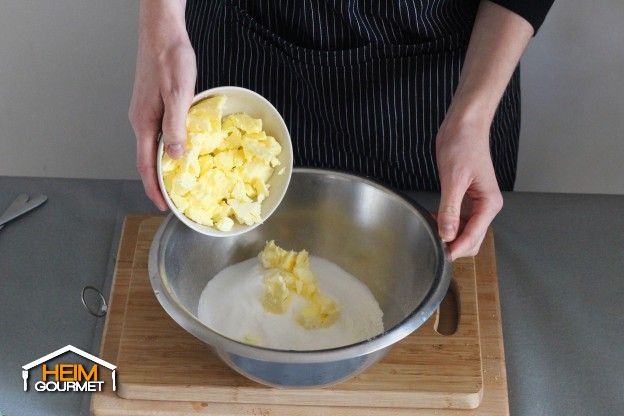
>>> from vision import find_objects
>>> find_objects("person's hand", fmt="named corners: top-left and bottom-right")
top-left (432, 0), bottom-right (533, 259)
top-left (128, 0), bottom-right (196, 210)
top-left (435, 116), bottom-right (503, 260)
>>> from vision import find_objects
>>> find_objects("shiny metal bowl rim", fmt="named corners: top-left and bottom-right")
top-left (148, 168), bottom-right (452, 363)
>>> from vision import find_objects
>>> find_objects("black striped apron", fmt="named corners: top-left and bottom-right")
top-left (186, 0), bottom-right (520, 191)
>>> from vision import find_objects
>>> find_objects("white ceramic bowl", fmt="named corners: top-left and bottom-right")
top-left (157, 86), bottom-right (293, 237)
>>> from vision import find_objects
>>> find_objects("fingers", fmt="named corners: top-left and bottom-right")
top-left (161, 89), bottom-right (194, 160)
top-left (437, 175), bottom-right (469, 242)
top-left (135, 128), bottom-right (168, 211)
top-left (128, 33), bottom-right (196, 211)
top-left (448, 194), bottom-right (503, 260)
top-left (129, 96), bottom-right (168, 211)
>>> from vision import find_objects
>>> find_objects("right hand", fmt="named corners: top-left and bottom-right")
top-left (435, 114), bottom-right (503, 260)
top-left (128, 0), bottom-right (196, 210)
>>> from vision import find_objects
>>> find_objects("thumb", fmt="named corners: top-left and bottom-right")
top-left (437, 177), bottom-right (468, 242)
top-left (162, 92), bottom-right (193, 159)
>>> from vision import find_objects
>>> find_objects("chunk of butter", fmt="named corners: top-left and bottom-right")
top-left (258, 241), bottom-right (340, 329)
top-left (162, 95), bottom-right (282, 231)
top-left (296, 293), bottom-right (340, 329)
top-left (242, 334), bottom-right (260, 345)
top-left (262, 269), bottom-right (292, 314)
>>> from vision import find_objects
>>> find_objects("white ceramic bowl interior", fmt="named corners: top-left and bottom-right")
top-left (157, 86), bottom-right (293, 237)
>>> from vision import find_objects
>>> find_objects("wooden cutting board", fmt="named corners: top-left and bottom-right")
top-left (91, 215), bottom-right (509, 415)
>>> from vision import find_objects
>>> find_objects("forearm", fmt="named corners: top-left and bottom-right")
top-left (130, 1), bottom-right (197, 209)
top-left (445, 0), bottom-right (533, 134)
top-left (138, 0), bottom-right (189, 48)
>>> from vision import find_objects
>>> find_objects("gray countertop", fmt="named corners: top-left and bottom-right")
top-left (1, 176), bottom-right (622, 416)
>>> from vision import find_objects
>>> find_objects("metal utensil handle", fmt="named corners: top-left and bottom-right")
top-left (81, 286), bottom-right (108, 317)
top-left (0, 194), bottom-right (48, 227)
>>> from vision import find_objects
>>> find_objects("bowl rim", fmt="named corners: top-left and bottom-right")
top-left (156, 86), bottom-right (294, 237)
top-left (149, 168), bottom-right (452, 363)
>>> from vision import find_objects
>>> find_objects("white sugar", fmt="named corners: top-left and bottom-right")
top-left (197, 256), bottom-right (384, 350)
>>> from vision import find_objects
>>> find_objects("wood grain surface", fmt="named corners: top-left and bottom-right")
top-left (91, 215), bottom-right (509, 415)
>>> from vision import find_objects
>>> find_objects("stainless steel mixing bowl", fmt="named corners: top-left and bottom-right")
top-left (148, 168), bottom-right (451, 387)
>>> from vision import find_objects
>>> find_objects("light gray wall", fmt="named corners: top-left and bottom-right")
top-left (0, 1), bottom-right (622, 194)
top-left (0, 1), bottom-right (138, 180)
top-left (515, 0), bottom-right (624, 194)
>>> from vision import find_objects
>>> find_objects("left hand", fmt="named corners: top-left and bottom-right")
top-left (435, 116), bottom-right (503, 260)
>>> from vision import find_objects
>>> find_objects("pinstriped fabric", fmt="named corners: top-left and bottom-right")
top-left (186, 0), bottom-right (520, 191)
